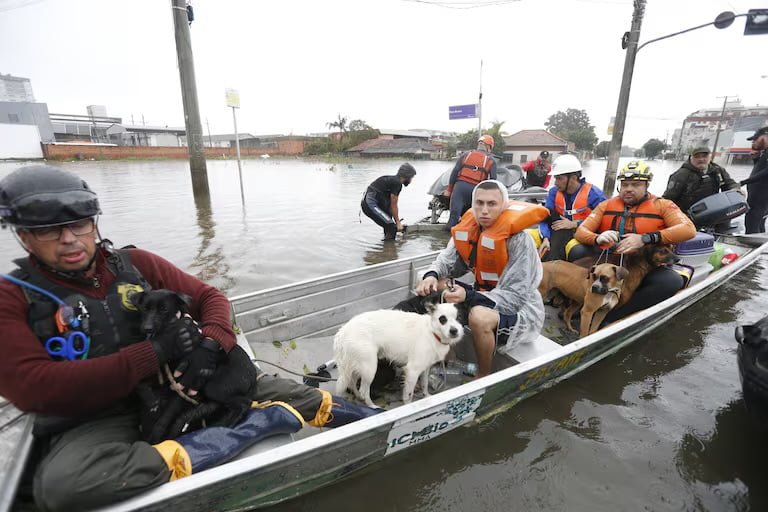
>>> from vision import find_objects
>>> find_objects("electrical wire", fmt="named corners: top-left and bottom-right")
top-left (252, 359), bottom-right (338, 382)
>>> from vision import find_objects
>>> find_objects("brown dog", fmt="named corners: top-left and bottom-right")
top-left (539, 261), bottom-right (625, 334)
top-left (580, 264), bottom-right (628, 337)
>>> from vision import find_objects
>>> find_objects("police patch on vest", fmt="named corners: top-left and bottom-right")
top-left (118, 283), bottom-right (145, 311)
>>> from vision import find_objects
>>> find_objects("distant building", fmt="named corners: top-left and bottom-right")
top-left (0, 73), bottom-right (35, 102)
top-left (673, 99), bottom-right (768, 158)
top-left (106, 124), bottom-right (185, 146)
top-left (345, 138), bottom-right (440, 159)
top-left (502, 129), bottom-right (573, 164)
top-left (0, 101), bottom-right (54, 142)
top-left (86, 105), bottom-right (108, 119)
top-left (49, 112), bottom-right (123, 143)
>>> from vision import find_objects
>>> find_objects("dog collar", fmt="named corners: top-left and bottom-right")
top-left (433, 332), bottom-right (450, 345)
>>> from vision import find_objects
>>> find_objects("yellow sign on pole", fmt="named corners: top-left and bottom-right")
top-left (607, 116), bottom-right (615, 136)
top-left (225, 88), bottom-right (240, 109)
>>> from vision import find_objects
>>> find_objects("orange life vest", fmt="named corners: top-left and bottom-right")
top-left (452, 201), bottom-right (549, 290)
top-left (554, 182), bottom-right (593, 221)
top-left (457, 151), bottom-right (494, 185)
top-left (598, 195), bottom-right (666, 235)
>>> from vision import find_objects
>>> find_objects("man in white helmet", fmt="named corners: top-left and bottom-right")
top-left (416, 180), bottom-right (547, 377)
top-left (538, 154), bottom-right (606, 261)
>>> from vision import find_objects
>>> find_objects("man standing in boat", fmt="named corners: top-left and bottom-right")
top-left (538, 154), bottom-right (606, 261)
top-left (361, 163), bottom-right (417, 240)
top-left (0, 166), bottom-right (379, 511)
top-left (741, 127), bottom-right (768, 234)
top-left (445, 135), bottom-right (498, 229)
top-left (522, 150), bottom-right (552, 188)
top-left (416, 180), bottom-right (547, 378)
top-left (663, 144), bottom-right (742, 229)
top-left (575, 161), bottom-right (696, 324)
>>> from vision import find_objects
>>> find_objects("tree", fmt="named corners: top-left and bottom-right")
top-left (594, 140), bottom-right (610, 159)
top-left (348, 119), bottom-right (372, 132)
top-left (326, 114), bottom-right (348, 137)
top-left (544, 108), bottom-right (598, 151)
top-left (456, 122), bottom-right (506, 156)
top-left (642, 138), bottom-right (666, 160)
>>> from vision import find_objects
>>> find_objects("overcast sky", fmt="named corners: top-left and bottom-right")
top-left (0, 0), bottom-right (765, 147)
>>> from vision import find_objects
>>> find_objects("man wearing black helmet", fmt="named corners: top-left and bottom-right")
top-left (361, 162), bottom-right (416, 240)
top-left (0, 166), bottom-right (379, 511)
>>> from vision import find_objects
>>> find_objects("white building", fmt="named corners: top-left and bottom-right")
top-left (673, 99), bottom-right (768, 158)
top-left (0, 73), bottom-right (35, 102)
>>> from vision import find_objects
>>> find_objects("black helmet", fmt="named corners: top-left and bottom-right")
top-left (396, 163), bottom-right (417, 179)
top-left (0, 165), bottom-right (101, 228)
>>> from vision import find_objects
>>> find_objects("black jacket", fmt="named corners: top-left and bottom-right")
top-left (663, 160), bottom-right (739, 212)
top-left (741, 150), bottom-right (768, 186)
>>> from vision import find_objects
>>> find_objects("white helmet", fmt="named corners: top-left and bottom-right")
top-left (550, 154), bottom-right (582, 176)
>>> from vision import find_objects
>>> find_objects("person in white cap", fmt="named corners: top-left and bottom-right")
top-left (538, 154), bottom-right (606, 261)
top-left (416, 180), bottom-right (547, 377)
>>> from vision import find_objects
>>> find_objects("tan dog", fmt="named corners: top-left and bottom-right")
top-left (614, 245), bottom-right (678, 308)
top-left (580, 264), bottom-right (628, 337)
top-left (539, 260), bottom-right (626, 336)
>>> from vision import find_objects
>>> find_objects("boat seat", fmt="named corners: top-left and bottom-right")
top-left (500, 335), bottom-right (563, 364)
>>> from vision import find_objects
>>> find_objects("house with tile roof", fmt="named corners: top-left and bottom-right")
top-left (345, 137), bottom-right (441, 159)
top-left (502, 129), bottom-right (574, 164)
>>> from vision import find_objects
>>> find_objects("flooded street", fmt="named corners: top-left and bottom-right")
top-left (1, 157), bottom-right (766, 511)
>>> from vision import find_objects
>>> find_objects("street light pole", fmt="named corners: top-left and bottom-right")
top-left (604, 0), bottom-right (645, 197)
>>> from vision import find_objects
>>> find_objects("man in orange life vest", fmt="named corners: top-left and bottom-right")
top-left (445, 135), bottom-right (498, 229)
top-left (538, 154), bottom-right (606, 261)
top-left (416, 180), bottom-right (547, 377)
top-left (575, 161), bottom-right (696, 324)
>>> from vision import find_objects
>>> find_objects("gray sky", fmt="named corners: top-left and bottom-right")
top-left (0, 0), bottom-right (765, 147)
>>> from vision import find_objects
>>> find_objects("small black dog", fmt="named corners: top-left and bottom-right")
top-left (131, 289), bottom-right (258, 444)
top-left (393, 289), bottom-right (469, 324)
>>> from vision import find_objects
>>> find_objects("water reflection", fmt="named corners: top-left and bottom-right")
top-left (188, 179), bottom-right (236, 293)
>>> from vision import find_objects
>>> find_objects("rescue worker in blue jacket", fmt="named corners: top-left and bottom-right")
top-left (445, 135), bottom-right (498, 228)
top-left (538, 154), bottom-right (606, 261)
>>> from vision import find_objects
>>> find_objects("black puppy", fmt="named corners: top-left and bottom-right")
top-left (393, 289), bottom-right (469, 324)
top-left (131, 289), bottom-right (258, 444)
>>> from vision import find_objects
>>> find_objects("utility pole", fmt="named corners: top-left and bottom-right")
top-left (478, 59), bottom-right (483, 139)
top-left (171, 0), bottom-right (208, 184)
top-left (205, 118), bottom-right (213, 148)
top-left (711, 95), bottom-right (735, 162)
top-left (604, 0), bottom-right (646, 196)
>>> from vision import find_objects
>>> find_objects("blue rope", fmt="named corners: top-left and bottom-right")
top-left (0, 273), bottom-right (66, 305)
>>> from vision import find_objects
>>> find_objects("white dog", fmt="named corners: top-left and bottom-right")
top-left (333, 302), bottom-right (464, 407)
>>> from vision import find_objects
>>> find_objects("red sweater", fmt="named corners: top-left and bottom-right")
top-left (522, 158), bottom-right (553, 188)
top-left (0, 247), bottom-right (236, 416)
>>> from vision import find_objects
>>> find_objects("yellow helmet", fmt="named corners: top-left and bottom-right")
top-left (618, 160), bottom-right (653, 182)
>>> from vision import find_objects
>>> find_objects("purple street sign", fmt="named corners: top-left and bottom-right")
top-left (449, 104), bottom-right (478, 120)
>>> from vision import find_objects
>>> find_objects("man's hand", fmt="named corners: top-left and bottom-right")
top-left (396, 222), bottom-right (404, 232)
top-left (552, 219), bottom-right (577, 231)
top-left (615, 233), bottom-right (644, 254)
top-left (172, 338), bottom-right (222, 396)
top-left (595, 230), bottom-right (620, 246)
top-left (442, 286), bottom-right (466, 304)
top-left (416, 275), bottom-right (438, 296)
top-left (151, 316), bottom-right (201, 365)
top-left (538, 238), bottom-right (550, 258)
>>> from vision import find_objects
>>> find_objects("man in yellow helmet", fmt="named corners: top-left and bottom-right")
top-left (445, 134), bottom-right (498, 228)
top-left (575, 160), bottom-right (695, 324)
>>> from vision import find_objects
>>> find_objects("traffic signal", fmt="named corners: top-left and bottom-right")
top-left (744, 9), bottom-right (768, 35)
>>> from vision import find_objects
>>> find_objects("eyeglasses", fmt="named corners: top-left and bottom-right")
top-left (25, 218), bottom-right (96, 242)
